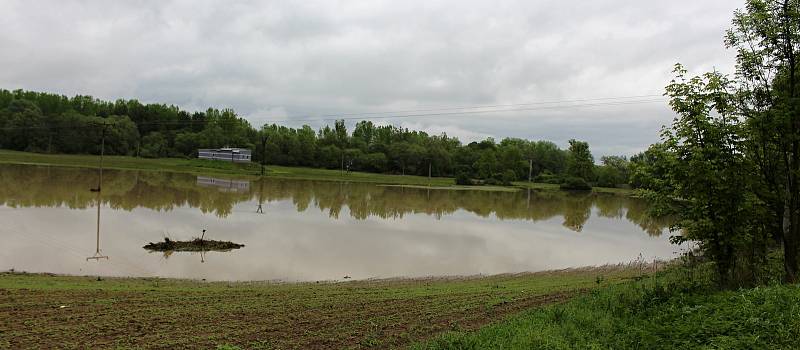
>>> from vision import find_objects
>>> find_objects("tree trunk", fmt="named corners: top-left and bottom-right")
top-left (787, 197), bottom-right (800, 283)
top-left (783, 0), bottom-right (800, 283)
top-left (785, 235), bottom-right (799, 283)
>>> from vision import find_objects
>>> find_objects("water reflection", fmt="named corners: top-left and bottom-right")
top-left (86, 190), bottom-right (109, 261)
top-left (197, 176), bottom-right (250, 193)
top-left (0, 164), bottom-right (675, 281)
top-left (0, 165), bottom-right (669, 235)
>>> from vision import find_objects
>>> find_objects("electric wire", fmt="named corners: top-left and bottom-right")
top-left (256, 94), bottom-right (665, 118)
top-left (0, 94), bottom-right (667, 131)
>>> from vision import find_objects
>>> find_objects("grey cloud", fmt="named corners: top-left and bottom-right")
top-left (0, 0), bottom-right (741, 157)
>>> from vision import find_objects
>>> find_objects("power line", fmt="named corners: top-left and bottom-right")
top-left (252, 98), bottom-right (665, 123)
top-left (260, 94), bottom-right (664, 119)
top-left (0, 94), bottom-right (666, 131)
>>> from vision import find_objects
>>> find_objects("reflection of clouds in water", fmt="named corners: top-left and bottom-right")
top-left (0, 198), bottom-right (675, 281)
top-left (0, 164), bottom-right (675, 281)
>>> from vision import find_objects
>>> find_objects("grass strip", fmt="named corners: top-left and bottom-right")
top-left (0, 266), bottom-right (641, 349)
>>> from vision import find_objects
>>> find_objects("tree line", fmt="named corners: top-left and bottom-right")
top-left (0, 89), bottom-right (637, 188)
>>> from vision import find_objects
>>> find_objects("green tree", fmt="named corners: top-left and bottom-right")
top-left (659, 65), bottom-right (760, 286)
top-left (4, 99), bottom-right (47, 151)
top-left (726, 0), bottom-right (800, 282)
top-left (600, 155), bottom-right (630, 184)
top-left (174, 131), bottom-right (200, 157)
top-left (140, 132), bottom-right (168, 158)
top-left (629, 143), bottom-right (672, 190)
top-left (566, 139), bottom-right (594, 181)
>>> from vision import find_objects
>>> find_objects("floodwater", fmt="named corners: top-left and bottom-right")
top-left (0, 164), bottom-right (676, 281)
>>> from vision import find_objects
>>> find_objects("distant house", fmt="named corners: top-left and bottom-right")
top-left (198, 148), bottom-right (252, 163)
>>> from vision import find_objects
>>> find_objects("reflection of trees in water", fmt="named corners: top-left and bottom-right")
top-left (0, 165), bottom-right (250, 217)
top-left (561, 193), bottom-right (592, 232)
top-left (0, 164), bottom-right (670, 234)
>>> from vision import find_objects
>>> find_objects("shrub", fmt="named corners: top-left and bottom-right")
top-left (534, 171), bottom-right (563, 184)
top-left (560, 177), bottom-right (592, 191)
top-left (455, 171), bottom-right (472, 185)
top-left (501, 170), bottom-right (516, 185)
top-left (485, 178), bottom-right (503, 186)
top-left (595, 165), bottom-right (620, 188)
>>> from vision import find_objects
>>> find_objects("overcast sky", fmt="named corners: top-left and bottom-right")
top-left (0, 1), bottom-right (741, 157)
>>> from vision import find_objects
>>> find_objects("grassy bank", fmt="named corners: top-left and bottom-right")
top-left (512, 181), bottom-right (633, 195)
top-left (416, 263), bottom-right (800, 349)
top-left (0, 266), bottom-right (642, 349)
top-left (0, 149), bottom-right (633, 194)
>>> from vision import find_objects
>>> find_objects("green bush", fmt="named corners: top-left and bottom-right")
top-left (485, 177), bottom-right (503, 186)
top-left (595, 165), bottom-right (621, 188)
top-left (455, 171), bottom-right (472, 185)
top-left (534, 171), bottom-right (563, 184)
top-left (559, 177), bottom-right (591, 191)
top-left (501, 170), bottom-right (516, 185)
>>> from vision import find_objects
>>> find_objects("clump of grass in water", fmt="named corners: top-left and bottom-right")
top-left (143, 230), bottom-right (244, 252)
top-left (143, 237), bottom-right (244, 252)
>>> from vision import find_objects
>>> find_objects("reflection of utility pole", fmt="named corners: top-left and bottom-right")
top-left (88, 122), bottom-right (109, 261)
top-left (256, 179), bottom-right (264, 214)
top-left (91, 123), bottom-right (108, 192)
top-left (527, 188), bottom-right (531, 209)
top-left (87, 190), bottom-right (108, 261)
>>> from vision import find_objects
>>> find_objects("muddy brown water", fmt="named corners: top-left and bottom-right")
top-left (0, 164), bottom-right (676, 281)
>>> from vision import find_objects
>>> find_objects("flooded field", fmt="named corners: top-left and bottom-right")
top-left (0, 164), bottom-right (675, 281)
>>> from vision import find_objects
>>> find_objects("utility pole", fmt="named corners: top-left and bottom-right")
top-left (528, 159), bottom-right (533, 182)
top-left (88, 122), bottom-right (109, 261)
top-left (260, 135), bottom-right (267, 176)
top-left (99, 125), bottom-right (106, 191)
top-left (428, 161), bottom-right (432, 186)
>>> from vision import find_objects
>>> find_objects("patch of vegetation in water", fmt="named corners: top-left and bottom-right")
top-left (143, 237), bottom-right (244, 252)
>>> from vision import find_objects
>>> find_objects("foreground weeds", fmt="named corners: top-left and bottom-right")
top-left (416, 263), bottom-right (800, 349)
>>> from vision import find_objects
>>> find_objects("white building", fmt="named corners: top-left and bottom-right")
top-left (198, 148), bottom-right (252, 163)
